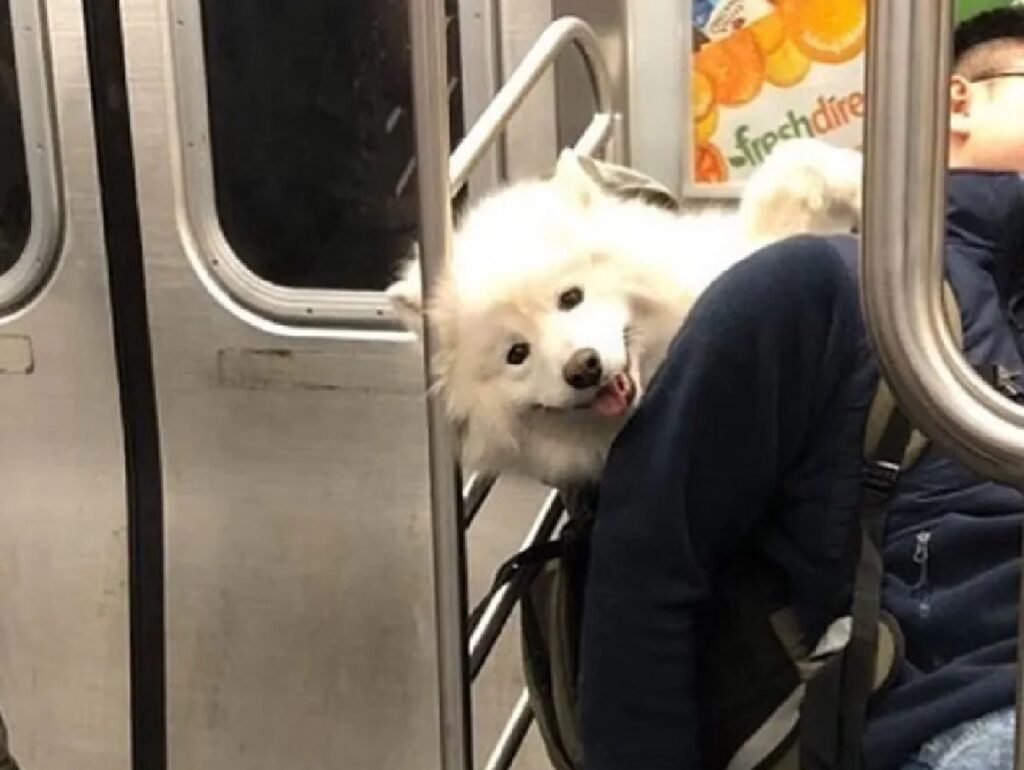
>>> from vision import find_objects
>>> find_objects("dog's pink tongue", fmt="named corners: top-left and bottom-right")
top-left (593, 374), bottom-right (636, 417)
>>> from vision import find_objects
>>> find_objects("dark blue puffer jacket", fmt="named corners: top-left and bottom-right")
top-left (579, 170), bottom-right (1024, 770)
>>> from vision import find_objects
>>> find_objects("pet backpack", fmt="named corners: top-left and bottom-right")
top-left (471, 357), bottom-right (936, 770)
top-left (469, 154), bottom-right (1021, 770)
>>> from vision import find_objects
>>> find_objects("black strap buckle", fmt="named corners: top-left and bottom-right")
top-left (976, 363), bottom-right (1024, 403)
top-left (863, 460), bottom-right (901, 495)
top-left (996, 368), bottom-right (1024, 402)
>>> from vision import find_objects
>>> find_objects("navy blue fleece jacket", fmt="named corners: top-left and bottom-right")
top-left (579, 171), bottom-right (1024, 770)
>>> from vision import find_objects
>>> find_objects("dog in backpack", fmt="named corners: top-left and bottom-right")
top-left (388, 138), bottom-right (863, 486)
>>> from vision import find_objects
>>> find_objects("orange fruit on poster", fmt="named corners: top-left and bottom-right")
top-left (765, 37), bottom-right (812, 87)
top-left (694, 103), bottom-right (719, 144)
top-left (776, 0), bottom-right (866, 65)
top-left (695, 29), bottom-right (765, 106)
top-left (692, 70), bottom-right (715, 121)
top-left (695, 142), bottom-right (728, 184)
top-left (749, 11), bottom-right (785, 55)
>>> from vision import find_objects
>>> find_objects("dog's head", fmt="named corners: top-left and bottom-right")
top-left (388, 151), bottom-right (647, 484)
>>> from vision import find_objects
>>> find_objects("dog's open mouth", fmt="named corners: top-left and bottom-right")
top-left (529, 370), bottom-right (638, 417)
top-left (591, 372), bottom-right (636, 417)
top-left (529, 335), bottom-right (641, 417)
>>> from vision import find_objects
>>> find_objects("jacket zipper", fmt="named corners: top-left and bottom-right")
top-left (911, 530), bottom-right (932, 619)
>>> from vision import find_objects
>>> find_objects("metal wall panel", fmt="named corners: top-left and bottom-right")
top-left (0, 1), bottom-right (131, 768)
top-left (122, 0), bottom-right (554, 766)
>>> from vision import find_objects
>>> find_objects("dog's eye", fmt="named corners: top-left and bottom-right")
top-left (506, 342), bottom-right (530, 366)
top-left (558, 286), bottom-right (584, 310)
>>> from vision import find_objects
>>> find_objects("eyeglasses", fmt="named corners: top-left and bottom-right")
top-left (970, 71), bottom-right (1024, 83)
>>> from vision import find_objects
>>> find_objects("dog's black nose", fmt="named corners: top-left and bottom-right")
top-left (563, 348), bottom-right (602, 389)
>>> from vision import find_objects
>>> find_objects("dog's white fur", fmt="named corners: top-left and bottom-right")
top-left (389, 138), bottom-right (863, 486)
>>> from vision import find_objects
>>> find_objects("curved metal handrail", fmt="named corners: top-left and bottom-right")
top-left (449, 16), bottom-right (616, 194)
top-left (860, 0), bottom-right (1024, 487)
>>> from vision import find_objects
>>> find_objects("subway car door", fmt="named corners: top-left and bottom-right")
top-left (0, 0), bottom-right (132, 768)
top-left (120, 0), bottom-right (551, 768)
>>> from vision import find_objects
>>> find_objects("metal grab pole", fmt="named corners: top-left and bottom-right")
top-left (860, 4), bottom-right (1024, 769)
top-left (408, 2), bottom-right (474, 769)
top-left (861, 0), bottom-right (1024, 487)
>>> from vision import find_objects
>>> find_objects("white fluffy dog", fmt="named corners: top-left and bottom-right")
top-left (389, 138), bottom-right (862, 486)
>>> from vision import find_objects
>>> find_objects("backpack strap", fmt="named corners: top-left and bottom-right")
top-left (799, 376), bottom-right (918, 770)
top-left (468, 539), bottom-right (570, 630)
top-left (801, 280), bottom-right (963, 770)
top-left (837, 400), bottom-right (913, 770)
top-left (467, 509), bottom-right (594, 631)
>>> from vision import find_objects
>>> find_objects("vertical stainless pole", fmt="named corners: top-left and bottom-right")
top-left (408, 2), bottom-right (474, 769)
top-left (861, 1), bottom-right (1024, 480)
top-left (489, 0), bottom-right (509, 181)
top-left (861, 0), bottom-right (952, 392)
top-left (861, 3), bottom-right (1024, 768)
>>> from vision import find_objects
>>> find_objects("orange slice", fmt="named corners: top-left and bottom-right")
top-left (694, 103), bottom-right (719, 144)
top-left (765, 37), bottom-right (812, 87)
top-left (749, 11), bottom-right (785, 55)
top-left (695, 29), bottom-right (766, 107)
top-left (692, 70), bottom-right (715, 122)
top-left (776, 0), bottom-right (866, 65)
top-left (695, 142), bottom-right (728, 184)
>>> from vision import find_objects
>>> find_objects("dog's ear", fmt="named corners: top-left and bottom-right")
top-left (386, 257), bottom-right (425, 335)
top-left (553, 148), bottom-right (602, 208)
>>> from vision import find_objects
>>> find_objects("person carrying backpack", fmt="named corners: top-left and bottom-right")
top-left (578, 9), bottom-right (1024, 770)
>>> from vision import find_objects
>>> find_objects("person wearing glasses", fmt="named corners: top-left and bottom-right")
top-left (580, 8), bottom-right (1024, 770)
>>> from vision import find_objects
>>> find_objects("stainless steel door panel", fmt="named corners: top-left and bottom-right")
top-left (0, 1), bottom-right (131, 768)
top-left (123, 1), bottom-right (440, 766)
